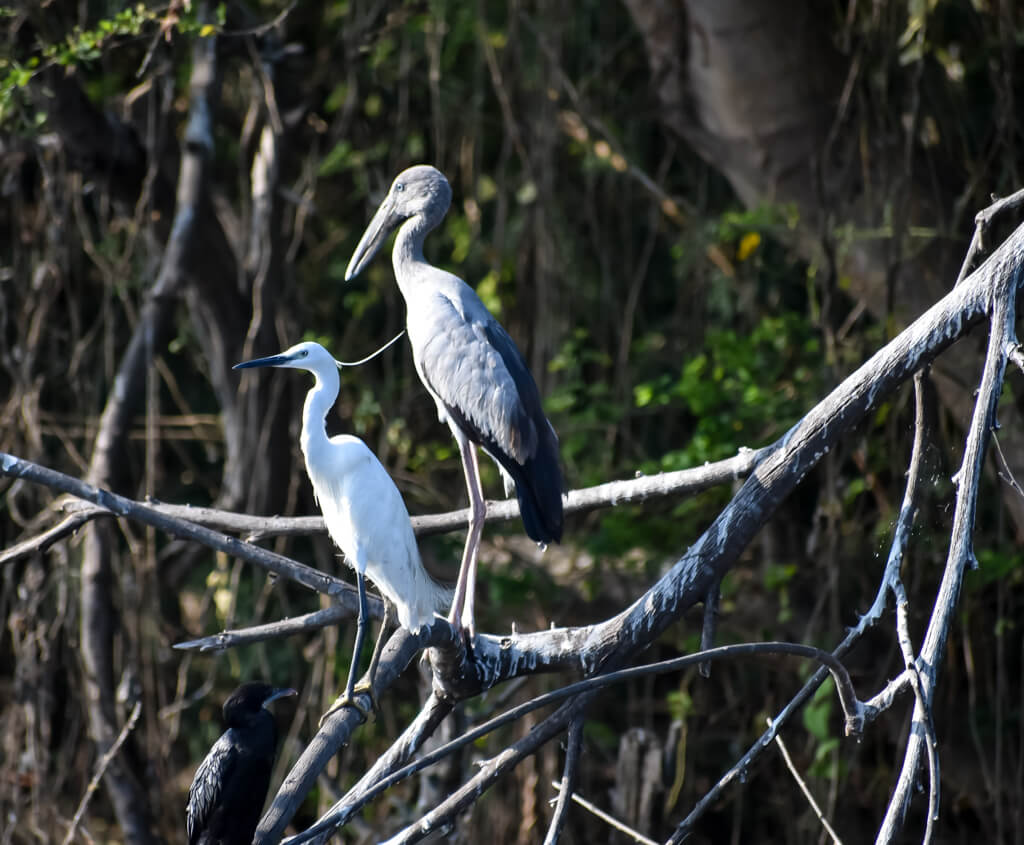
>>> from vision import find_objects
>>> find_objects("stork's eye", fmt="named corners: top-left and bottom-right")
top-left (395, 183), bottom-right (405, 192)
top-left (299, 349), bottom-right (308, 357)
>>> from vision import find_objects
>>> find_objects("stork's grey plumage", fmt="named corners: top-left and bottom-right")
top-left (346, 164), bottom-right (563, 634)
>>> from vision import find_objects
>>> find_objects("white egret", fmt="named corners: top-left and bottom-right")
top-left (234, 341), bottom-right (449, 717)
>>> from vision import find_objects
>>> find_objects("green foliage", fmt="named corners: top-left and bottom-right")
top-left (0, 3), bottom-right (227, 128)
top-left (636, 312), bottom-right (821, 469)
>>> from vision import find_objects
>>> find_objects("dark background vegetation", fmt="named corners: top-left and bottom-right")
top-left (2, 1), bottom-right (1023, 842)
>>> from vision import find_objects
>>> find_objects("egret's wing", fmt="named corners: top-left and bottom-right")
top-left (186, 732), bottom-right (235, 845)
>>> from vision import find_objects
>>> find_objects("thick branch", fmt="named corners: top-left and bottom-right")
top-left (296, 642), bottom-right (863, 844)
top-left (255, 623), bottom-right (456, 844)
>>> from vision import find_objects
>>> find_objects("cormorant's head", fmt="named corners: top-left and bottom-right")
top-left (222, 682), bottom-right (297, 729)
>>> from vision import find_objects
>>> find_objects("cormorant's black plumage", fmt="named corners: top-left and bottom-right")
top-left (186, 682), bottom-right (295, 845)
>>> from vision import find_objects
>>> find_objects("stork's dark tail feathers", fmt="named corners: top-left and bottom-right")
top-left (508, 435), bottom-right (564, 545)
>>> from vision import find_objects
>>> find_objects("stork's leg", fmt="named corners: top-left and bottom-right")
top-left (321, 570), bottom-right (373, 723)
top-left (447, 429), bottom-right (486, 636)
top-left (363, 600), bottom-right (392, 690)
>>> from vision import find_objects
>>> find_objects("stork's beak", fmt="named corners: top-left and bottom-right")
top-left (233, 353), bottom-right (290, 370)
top-left (261, 687), bottom-right (297, 709)
top-left (345, 194), bottom-right (403, 280)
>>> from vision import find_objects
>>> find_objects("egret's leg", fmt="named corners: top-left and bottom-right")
top-left (321, 571), bottom-right (372, 723)
top-left (447, 430), bottom-right (486, 636)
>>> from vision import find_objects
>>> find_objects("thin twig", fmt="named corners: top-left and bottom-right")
top-left (770, 719), bottom-right (844, 845)
top-left (699, 580), bottom-right (721, 678)
top-left (543, 715), bottom-right (584, 845)
top-left (173, 605), bottom-right (352, 652)
top-left (548, 780), bottom-right (658, 845)
top-left (61, 701), bottom-right (143, 845)
top-left (991, 431), bottom-right (1024, 501)
top-left (955, 187), bottom-right (1024, 285)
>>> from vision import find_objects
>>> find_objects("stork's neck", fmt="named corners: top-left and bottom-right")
top-left (300, 366), bottom-right (340, 459)
top-left (392, 212), bottom-right (438, 295)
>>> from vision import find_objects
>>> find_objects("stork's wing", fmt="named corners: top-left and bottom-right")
top-left (417, 291), bottom-right (541, 465)
top-left (186, 732), bottom-right (236, 845)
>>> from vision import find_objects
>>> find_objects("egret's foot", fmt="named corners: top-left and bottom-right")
top-left (319, 681), bottom-right (377, 726)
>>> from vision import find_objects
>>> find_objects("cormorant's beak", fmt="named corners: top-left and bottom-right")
top-left (345, 194), bottom-right (403, 280)
top-left (262, 687), bottom-right (297, 709)
top-left (233, 353), bottom-right (290, 370)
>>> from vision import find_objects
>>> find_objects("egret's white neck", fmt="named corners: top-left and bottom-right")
top-left (300, 366), bottom-right (340, 459)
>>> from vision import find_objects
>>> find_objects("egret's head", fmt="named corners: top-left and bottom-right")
top-left (233, 341), bottom-right (338, 374)
top-left (345, 165), bottom-right (452, 280)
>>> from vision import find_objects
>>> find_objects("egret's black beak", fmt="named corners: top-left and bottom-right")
top-left (345, 195), bottom-right (404, 280)
top-left (233, 353), bottom-right (289, 370)
top-left (261, 687), bottom-right (297, 709)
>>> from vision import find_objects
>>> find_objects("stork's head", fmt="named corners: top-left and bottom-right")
top-left (345, 165), bottom-right (452, 280)
top-left (233, 341), bottom-right (338, 376)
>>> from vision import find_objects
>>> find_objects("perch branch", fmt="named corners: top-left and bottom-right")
top-left (1, 445), bottom-right (771, 564)
top-left (0, 453), bottom-right (369, 611)
top-left (256, 624), bottom-right (456, 844)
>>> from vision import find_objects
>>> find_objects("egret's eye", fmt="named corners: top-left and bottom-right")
top-left (299, 350), bottom-right (308, 357)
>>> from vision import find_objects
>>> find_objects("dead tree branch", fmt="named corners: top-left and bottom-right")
top-left (875, 264), bottom-right (1020, 843)
top-left (1, 445), bottom-right (770, 565)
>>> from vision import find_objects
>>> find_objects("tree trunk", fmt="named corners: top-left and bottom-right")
top-left (625, 0), bottom-right (1024, 534)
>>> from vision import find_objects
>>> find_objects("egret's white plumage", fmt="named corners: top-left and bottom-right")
top-left (234, 341), bottom-right (448, 712)
top-left (345, 165), bottom-right (563, 635)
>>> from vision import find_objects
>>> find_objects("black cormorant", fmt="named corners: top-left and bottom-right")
top-left (186, 682), bottom-right (296, 845)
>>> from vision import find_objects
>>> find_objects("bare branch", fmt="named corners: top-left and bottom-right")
top-left (173, 605), bottom-right (352, 652)
top-left (956, 187), bottom-right (1024, 285)
top-left (877, 266), bottom-right (1019, 843)
top-left (1, 446), bottom-right (771, 565)
top-left (256, 625), bottom-right (456, 845)
top-left (0, 453), bottom-right (368, 611)
top-left (544, 714), bottom-right (584, 845)
top-left (547, 780), bottom-right (658, 845)
top-left (292, 642), bottom-right (864, 844)
top-left (671, 365), bottom-right (934, 841)
top-left (61, 700), bottom-right (143, 845)
top-left (770, 720), bottom-right (844, 845)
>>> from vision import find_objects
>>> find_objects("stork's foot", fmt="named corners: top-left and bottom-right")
top-left (319, 680), bottom-right (377, 726)
top-left (444, 618), bottom-right (476, 660)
